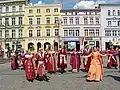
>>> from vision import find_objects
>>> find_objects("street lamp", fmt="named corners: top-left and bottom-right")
top-left (56, 18), bottom-right (62, 49)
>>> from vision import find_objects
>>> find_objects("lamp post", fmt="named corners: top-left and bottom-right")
top-left (4, 21), bottom-right (7, 58)
top-left (56, 18), bottom-right (62, 50)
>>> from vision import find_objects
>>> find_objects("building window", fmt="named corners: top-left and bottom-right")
top-left (0, 31), bottom-right (2, 38)
top-left (46, 29), bottom-right (50, 36)
top-left (90, 17), bottom-right (94, 24)
top-left (37, 9), bottom-right (40, 13)
top-left (46, 17), bottom-right (50, 24)
top-left (54, 8), bottom-right (58, 12)
top-left (89, 29), bottom-right (95, 36)
top-left (69, 18), bottom-right (73, 24)
top-left (0, 18), bottom-right (2, 25)
top-left (113, 10), bottom-right (115, 16)
top-left (54, 17), bottom-right (59, 24)
top-left (29, 18), bottom-right (33, 25)
top-left (108, 21), bottom-right (111, 26)
top-left (19, 5), bottom-right (22, 11)
top-left (64, 30), bottom-right (68, 36)
top-left (108, 10), bottom-right (110, 16)
top-left (12, 17), bottom-right (15, 25)
top-left (29, 9), bottom-right (33, 13)
top-left (69, 30), bottom-right (74, 36)
top-left (18, 29), bottom-right (22, 38)
top-left (113, 21), bottom-right (116, 26)
top-left (12, 6), bottom-right (16, 12)
top-left (37, 18), bottom-right (40, 25)
top-left (55, 29), bottom-right (59, 36)
top-left (112, 30), bottom-right (117, 36)
top-left (89, 12), bottom-right (91, 15)
top-left (118, 21), bottom-right (120, 26)
top-left (75, 18), bottom-right (79, 24)
top-left (6, 6), bottom-right (9, 12)
top-left (37, 30), bottom-right (41, 36)
top-left (0, 7), bottom-right (2, 12)
top-left (46, 9), bottom-right (50, 13)
top-left (105, 30), bottom-right (111, 36)
top-left (96, 29), bottom-right (99, 36)
top-left (84, 17), bottom-right (88, 24)
top-left (63, 18), bottom-right (67, 24)
top-left (118, 30), bottom-right (120, 36)
top-left (75, 30), bottom-right (79, 36)
top-left (5, 30), bottom-right (9, 38)
top-left (12, 30), bottom-right (16, 38)
top-left (84, 29), bottom-right (88, 37)
top-left (19, 17), bottom-right (22, 25)
top-left (96, 18), bottom-right (99, 24)
top-left (75, 12), bottom-right (77, 15)
top-left (29, 30), bottom-right (33, 37)
top-left (5, 18), bottom-right (9, 26)
top-left (118, 10), bottom-right (120, 16)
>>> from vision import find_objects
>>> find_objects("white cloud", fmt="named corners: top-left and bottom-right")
top-left (34, 0), bottom-right (43, 5)
top-left (73, 0), bottom-right (107, 9)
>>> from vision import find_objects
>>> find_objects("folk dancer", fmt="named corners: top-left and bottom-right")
top-left (107, 46), bottom-right (118, 69)
top-left (70, 48), bottom-right (81, 72)
top-left (84, 46), bottom-right (93, 72)
top-left (83, 47), bottom-right (107, 82)
top-left (47, 49), bottom-right (56, 74)
top-left (11, 51), bottom-right (19, 70)
top-left (58, 48), bottom-right (67, 74)
top-left (24, 53), bottom-right (35, 82)
top-left (36, 49), bottom-right (50, 81)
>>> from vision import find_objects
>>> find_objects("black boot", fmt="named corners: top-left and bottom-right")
top-left (43, 75), bottom-right (50, 82)
top-left (61, 68), bottom-right (64, 74)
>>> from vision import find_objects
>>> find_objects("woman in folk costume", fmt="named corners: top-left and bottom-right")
top-left (118, 48), bottom-right (120, 72)
top-left (84, 46), bottom-right (93, 72)
top-left (58, 47), bottom-right (68, 74)
top-left (70, 48), bottom-right (81, 72)
top-left (47, 48), bottom-right (57, 73)
top-left (107, 46), bottom-right (118, 69)
top-left (11, 51), bottom-right (19, 70)
top-left (83, 47), bottom-right (107, 82)
top-left (24, 52), bottom-right (35, 82)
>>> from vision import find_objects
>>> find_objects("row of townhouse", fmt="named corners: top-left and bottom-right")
top-left (0, 0), bottom-right (120, 51)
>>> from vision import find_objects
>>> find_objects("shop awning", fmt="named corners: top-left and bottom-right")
top-left (113, 42), bottom-right (120, 46)
top-left (64, 38), bottom-right (79, 41)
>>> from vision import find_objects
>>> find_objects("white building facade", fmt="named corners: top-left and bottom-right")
top-left (0, 0), bottom-right (28, 50)
top-left (61, 9), bottom-right (101, 51)
top-left (100, 4), bottom-right (120, 50)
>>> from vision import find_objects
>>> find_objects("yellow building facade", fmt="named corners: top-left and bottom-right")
top-left (23, 4), bottom-right (62, 52)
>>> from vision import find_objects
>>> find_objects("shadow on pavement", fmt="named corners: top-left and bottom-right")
top-left (76, 75), bottom-right (87, 78)
top-left (105, 75), bottom-right (120, 82)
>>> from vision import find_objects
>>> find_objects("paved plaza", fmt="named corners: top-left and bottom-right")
top-left (0, 57), bottom-right (120, 90)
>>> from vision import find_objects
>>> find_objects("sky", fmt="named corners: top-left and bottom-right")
top-left (30, 0), bottom-right (120, 9)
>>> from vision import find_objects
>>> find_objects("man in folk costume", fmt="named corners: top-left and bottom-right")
top-left (47, 48), bottom-right (56, 74)
top-left (70, 48), bottom-right (81, 72)
top-left (107, 46), bottom-right (118, 69)
top-left (83, 46), bottom-right (93, 72)
top-left (11, 51), bottom-right (19, 70)
top-left (44, 49), bottom-right (49, 70)
top-left (58, 47), bottom-right (68, 74)
top-left (24, 52), bottom-right (35, 82)
top-left (36, 48), bottom-right (50, 81)
top-left (20, 48), bottom-right (26, 69)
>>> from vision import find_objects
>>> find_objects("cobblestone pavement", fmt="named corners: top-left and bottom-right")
top-left (0, 56), bottom-right (120, 90)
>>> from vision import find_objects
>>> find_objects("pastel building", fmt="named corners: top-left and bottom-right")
top-left (99, 4), bottom-right (120, 50)
top-left (61, 8), bottom-right (101, 51)
top-left (0, 0), bottom-right (28, 50)
top-left (23, 4), bottom-right (62, 51)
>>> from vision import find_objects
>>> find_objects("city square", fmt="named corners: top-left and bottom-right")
top-left (0, 0), bottom-right (120, 90)
top-left (0, 57), bottom-right (120, 90)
